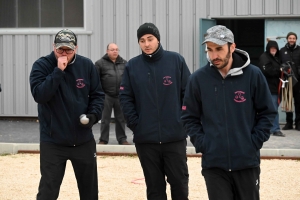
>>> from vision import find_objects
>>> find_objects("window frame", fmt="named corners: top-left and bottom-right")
top-left (0, 0), bottom-right (92, 35)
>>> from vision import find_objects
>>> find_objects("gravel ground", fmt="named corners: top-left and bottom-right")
top-left (0, 154), bottom-right (299, 200)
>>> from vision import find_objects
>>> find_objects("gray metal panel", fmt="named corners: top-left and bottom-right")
top-left (128, 0), bottom-right (141, 59)
top-left (155, 0), bottom-right (168, 56)
top-left (224, 0), bottom-right (235, 16)
top-left (102, 0), bottom-right (115, 46)
top-left (167, 0), bottom-right (180, 52)
top-left (181, 0), bottom-right (196, 71)
top-left (210, 0), bottom-right (222, 16)
top-left (265, 0), bottom-right (277, 15)
top-left (293, 0), bottom-right (300, 14)
top-left (236, 0), bottom-right (249, 15)
top-left (279, 0), bottom-right (291, 15)
top-left (15, 35), bottom-right (26, 115)
top-left (0, 35), bottom-right (3, 113)
top-left (1, 0), bottom-right (300, 117)
top-left (27, 36), bottom-right (39, 116)
top-left (90, 0), bottom-right (102, 62)
top-left (2, 36), bottom-right (14, 115)
top-left (39, 35), bottom-right (52, 58)
top-left (250, 0), bottom-right (263, 15)
top-left (140, 0), bottom-right (154, 22)
top-left (115, 0), bottom-right (129, 60)
top-left (77, 35), bottom-right (90, 58)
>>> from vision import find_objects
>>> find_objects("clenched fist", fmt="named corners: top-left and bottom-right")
top-left (57, 56), bottom-right (68, 71)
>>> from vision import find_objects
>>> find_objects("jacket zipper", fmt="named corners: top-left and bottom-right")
top-left (114, 63), bottom-right (119, 95)
top-left (222, 79), bottom-right (231, 171)
top-left (64, 73), bottom-right (76, 146)
top-left (153, 66), bottom-right (161, 143)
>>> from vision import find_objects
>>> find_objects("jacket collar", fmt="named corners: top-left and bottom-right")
top-left (141, 43), bottom-right (164, 62)
top-left (102, 54), bottom-right (125, 64)
top-left (208, 48), bottom-right (250, 77)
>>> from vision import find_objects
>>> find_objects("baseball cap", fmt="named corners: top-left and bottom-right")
top-left (202, 25), bottom-right (234, 46)
top-left (54, 29), bottom-right (77, 50)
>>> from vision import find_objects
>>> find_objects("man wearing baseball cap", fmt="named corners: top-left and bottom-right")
top-left (181, 25), bottom-right (277, 200)
top-left (30, 29), bottom-right (105, 199)
top-left (119, 23), bottom-right (190, 199)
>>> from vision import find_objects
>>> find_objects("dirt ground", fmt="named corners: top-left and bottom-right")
top-left (0, 154), bottom-right (299, 200)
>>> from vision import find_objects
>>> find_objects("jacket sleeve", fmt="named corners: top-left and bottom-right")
top-left (87, 63), bottom-right (105, 122)
top-left (30, 60), bottom-right (65, 104)
top-left (251, 69), bottom-right (277, 150)
top-left (180, 57), bottom-right (191, 103)
top-left (119, 65), bottom-right (139, 131)
top-left (95, 59), bottom-right (102, 75)
top-left (258, 54), bottom-right (281, 78)
top-left (181, 75), bottom-right (204, 153)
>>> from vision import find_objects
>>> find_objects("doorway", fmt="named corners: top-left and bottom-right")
top-left (216, 19), bottom-right (265, 66)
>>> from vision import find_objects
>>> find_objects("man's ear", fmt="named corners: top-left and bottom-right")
top-left (230, 43), bottom-right (236, 53)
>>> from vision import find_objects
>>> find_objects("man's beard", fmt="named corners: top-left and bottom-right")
top-left (213, 50), bottom-right (231, 70)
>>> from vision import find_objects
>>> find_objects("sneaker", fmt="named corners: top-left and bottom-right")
top-left (98, 141), bottom-right (107, 145)
top-left (282, 123), bottom-right (293, 130)
top-left (273, 131), bottom-right (286, 137)
top-left (120, 141), bottom-right (130, 145)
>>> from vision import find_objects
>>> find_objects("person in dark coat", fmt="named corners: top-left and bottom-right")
top-left (279, 32), bottom-right (300, 130)
top-left (30, 29), bottom-right (105, 200)
top-left (119, 23), bottom-right (190, 200)
top-left (181, 25), bottom-right (277, 200)
top-left (95, 43), bottom-right (130, 145)
top-left (258, 40), bottom-right (285, 136)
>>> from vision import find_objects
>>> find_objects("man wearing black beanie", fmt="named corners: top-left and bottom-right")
top-left (120, 22), bottom-right (190, 200)
top-left (279, 31), bottom-right (300, 131)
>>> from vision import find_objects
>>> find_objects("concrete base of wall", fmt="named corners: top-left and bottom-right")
top-left (1, 143), bottom-right (299, 159)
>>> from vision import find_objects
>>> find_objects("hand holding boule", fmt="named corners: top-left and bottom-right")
top-left (80, 114), bottom-right (89, 124)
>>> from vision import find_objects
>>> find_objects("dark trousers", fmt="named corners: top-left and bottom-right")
top-left (202, 167), bottom-right (260, 200)
top-left (135, 140), bottom-right (189, 200)
top-left (37, 139), bottom-right (98, 200)
top-left (100, 94), bottom-right (126, 144)
top-left (286, 84), bottom-right (300, 125)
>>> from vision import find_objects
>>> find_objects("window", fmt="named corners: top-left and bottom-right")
top-left (0, 0), bottom-right (83, 28)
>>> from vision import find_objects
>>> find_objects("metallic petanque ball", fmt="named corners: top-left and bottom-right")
top-left (80, 114), bottom-right (89, 124)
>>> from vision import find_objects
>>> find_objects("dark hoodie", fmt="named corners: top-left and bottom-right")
top-left (258, 40), bottom-right (281, 94)
top-left (119, 44), bottom-right (191, 144)
top-left (181, 49), bottom-right (277, 171)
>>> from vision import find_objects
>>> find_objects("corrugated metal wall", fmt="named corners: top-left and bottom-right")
top-left (0, 0), bottom-right (299, 117)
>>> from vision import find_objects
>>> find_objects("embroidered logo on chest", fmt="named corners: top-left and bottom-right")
top-left (234, 91), bottom-right (246, 103)
top-left (163, 76), bottom-right (173, 85)
top-left (76, 79), bottom-right (85, 88)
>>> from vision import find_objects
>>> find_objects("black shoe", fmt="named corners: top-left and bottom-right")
top-left (273, 131), bottom-right (286, 137)
top-left (295, 123), bottom-right (300, 131)
top-left (282, 123), bottom-right (293, 130)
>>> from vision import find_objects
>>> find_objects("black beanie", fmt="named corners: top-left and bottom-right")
top-left (286, 32), bottom-right (297, 39)
top-left (137, 23), bottom-right (160, 42)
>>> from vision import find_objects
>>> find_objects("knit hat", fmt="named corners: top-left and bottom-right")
top-left (137, 23), bottom-right (160, 42)
top-left (54, 29), bottom-right (77, 50)
top-left (286, 32), bottom-right (297, 40)
top-left (202, 25), bottom-right (234, 46)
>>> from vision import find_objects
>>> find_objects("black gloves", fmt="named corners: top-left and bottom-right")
top-left (79, 113), bottom-right (98, 129)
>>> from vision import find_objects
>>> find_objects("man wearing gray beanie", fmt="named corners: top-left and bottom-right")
top-left (120, 22), bottom-right (190, 200)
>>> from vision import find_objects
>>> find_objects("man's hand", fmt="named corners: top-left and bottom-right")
top-left (57, 56), bottom-right (68, 71)
top-left (79, 114), bottom-right (98, 129)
